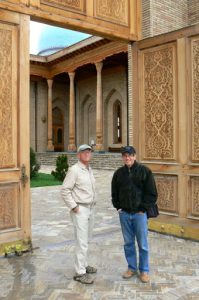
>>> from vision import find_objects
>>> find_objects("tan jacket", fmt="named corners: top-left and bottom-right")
top-left (61, 161), bottom-right (95, 210)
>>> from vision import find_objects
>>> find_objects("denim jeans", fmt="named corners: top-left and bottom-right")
top-left (119, 210), bottom-right (149, 273)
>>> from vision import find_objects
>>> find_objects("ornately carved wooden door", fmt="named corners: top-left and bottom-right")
top-left (0, 10), bottom-right (31, 254)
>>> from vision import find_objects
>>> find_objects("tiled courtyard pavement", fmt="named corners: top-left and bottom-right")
top-left (0, 169), bottom-right (199, 300)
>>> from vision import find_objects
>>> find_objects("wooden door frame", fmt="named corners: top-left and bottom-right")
top-left (0, 0), bottom-right (141, 42)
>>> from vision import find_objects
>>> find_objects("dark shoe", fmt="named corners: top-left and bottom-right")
top-left (139, 272), bottom-right (150, 283)
top-left (73, 273), bottom-right (94, 284)
top-left (122, 269), bottom-right (136, 279)
top-left (86, 265), bottom-right (97, 274)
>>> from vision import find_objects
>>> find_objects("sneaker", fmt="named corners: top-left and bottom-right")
top-left (139, 272), bottom-right (150, 283)
top-left (86, 265), bottom-right (97, 274)
top-left (122, 269), bottom-right (136, 279)
top-left (73, 273), bottom-right (94, 284)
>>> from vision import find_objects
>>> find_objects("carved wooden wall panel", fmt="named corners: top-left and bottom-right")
top-left (0, 183), bottom-right (19, 230)
top-left (190, 176), bottom-right (199, 217)
top-left (0, 23), bottom-right (17, 169)
top-left (191, 38), bottom-right (199, 161)
top-left (94, 0), bottom-right (129, 26)
top-left (6, 0), bottom-right (20, 3)
top-left (141, 44), bottom-right (177, 161)
top-left (41, 0), bottom-right (85, 13)
top-left (155, 175), bottom-right (178, 214)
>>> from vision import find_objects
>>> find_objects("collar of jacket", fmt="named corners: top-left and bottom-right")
top-left (124, 161), bottom-right (138, 171)
top-left (77, 160), bottom-right (91, 170)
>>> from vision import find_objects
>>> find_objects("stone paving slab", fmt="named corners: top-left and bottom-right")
top-left (0, 169), bottom-right (199, 300)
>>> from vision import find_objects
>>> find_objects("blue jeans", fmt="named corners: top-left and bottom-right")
top-left (119, 211), bottom-right (149, 273)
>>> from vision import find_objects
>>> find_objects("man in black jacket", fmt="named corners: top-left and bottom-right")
top-left (111, 146), bottom-right (157, 283)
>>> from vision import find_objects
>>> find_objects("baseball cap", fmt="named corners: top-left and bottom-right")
top-left (121, 146), bottom-right (136, 155)
top-left (77, 144), bottom-right (92, 152)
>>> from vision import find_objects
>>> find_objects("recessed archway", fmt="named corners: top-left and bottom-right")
top-left (52, 106), bottom-right (64, 152)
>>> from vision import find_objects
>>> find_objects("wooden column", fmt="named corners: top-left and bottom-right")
top-left (47, 79), bottom-right (54, 151)
top-left (68, 72), bottom-right (76, 151)
top-left (95, 61), bottom-right (103, 150)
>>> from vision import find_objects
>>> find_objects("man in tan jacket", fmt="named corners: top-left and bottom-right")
top-left (61, 144), bottom-right (96, 284)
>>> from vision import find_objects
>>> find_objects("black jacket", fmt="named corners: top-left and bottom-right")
top-left (111, 162), bottom-right (158, 213)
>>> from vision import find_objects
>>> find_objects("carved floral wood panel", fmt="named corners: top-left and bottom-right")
top-left (190, 177), bottom-right (199, 217)
top-left (6, 0), bottom-right (20, 4)
top-left (155, 175), bottom-right (178, 214)
top-left (95, 0), bottom-right (129, 26)
top-left (41, 0), bottom-right (85, 13)
top-left (0, 183), bottom-right (19, 230)
top-left (0, 26), bottom-right (14, 168)
top-left (192, 39), bottom-right (199, 161)
top-left (142, 45), bottom-right (176, 160)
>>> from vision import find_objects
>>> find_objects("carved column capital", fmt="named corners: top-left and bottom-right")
top-left (47, 78), bottom-right (53, 89)
top-left (95, 61), bottom-right (103, 73)
top-left (68, 71), bottom-right (75, 80)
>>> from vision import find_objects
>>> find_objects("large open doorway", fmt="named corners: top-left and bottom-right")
top-left (0, 0), bottom-right (138, 252)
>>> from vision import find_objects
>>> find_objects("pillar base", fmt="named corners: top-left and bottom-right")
top-left (95, 144), bottom-right (103, 151)
top-left (68, 144), bottom-right (76, 151)
top-left (47, 141), bottom-right (54, 151)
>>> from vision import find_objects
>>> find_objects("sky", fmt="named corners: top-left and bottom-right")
top-left (30, 21), bottom-right (91, 55)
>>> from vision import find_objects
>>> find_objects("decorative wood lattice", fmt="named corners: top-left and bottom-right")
top-left (0, 27), bottom-right (13, 168)
top-left (95, 0), bottom-right (129, 26)
top-left (0, 184), bottom-right (19, 230)
top-left (192, 39), bottom-right (199, 161)
top-left (143, 45), bottom-right (176, 160)
top-left (41, 0), bottom-right (85, 12)
top-left (155, 174), bottom-right (178, 214)
top-left (190, 176), bottom-right (199, 217)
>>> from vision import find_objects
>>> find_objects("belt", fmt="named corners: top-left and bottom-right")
top-left (78, 202), bottom-right (96, 208)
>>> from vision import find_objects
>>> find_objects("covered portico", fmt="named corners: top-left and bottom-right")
top-left (30, 37), bottom-right (128, 152)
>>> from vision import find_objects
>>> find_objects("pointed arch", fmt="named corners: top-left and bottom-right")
top-left (104, 89), bottom-right (127, 150)
top-left (80, 94), bottom-right (96, 145)
top-left (113, 100), bottom-right (122, 143)
top-left (52, 106), bottom-right (64, 151)
top-left (52, 97), bottom-right (68, 151)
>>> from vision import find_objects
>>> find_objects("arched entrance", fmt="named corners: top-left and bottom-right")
top-left (0, 0), bottom-right (140, 253)
top-left (104, 89), bottom-right (127, 151)
top-left (52, 107), bottom-right (64, 152)
top-left (80, 94), bottom-right (96, 145)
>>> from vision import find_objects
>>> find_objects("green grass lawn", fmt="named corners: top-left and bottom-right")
top-left (30, 172), bottom-right (62, 188)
